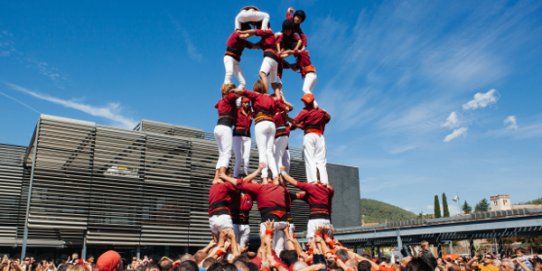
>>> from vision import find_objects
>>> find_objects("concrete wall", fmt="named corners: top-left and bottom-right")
top-left (327, 163), bottom-right (361, 228)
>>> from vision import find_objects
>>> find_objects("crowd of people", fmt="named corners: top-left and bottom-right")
top-left (2, 242), bottom-right (541, 271)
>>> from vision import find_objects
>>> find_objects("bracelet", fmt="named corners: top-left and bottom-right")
top-left (265, 229), bottom-right (273, 236)
top-left (215, 249), bottom-right (224, 257)
top-left (280, 171), bottom-right (287, 176)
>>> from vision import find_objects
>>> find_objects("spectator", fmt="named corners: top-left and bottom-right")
top-left (419, 241), bottom-right (438, 270)
top-left (96, 250), bottom-right (123, 271)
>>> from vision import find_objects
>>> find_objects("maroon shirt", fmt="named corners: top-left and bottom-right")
top-left (295, 182), bottom-right (334, 217)
top-left (255, 29), bottom-right (280, 62)
top-left (255, 29), bottom-right (276, 51)
top-left (215, 92), bottom-right (238, 126)
top-left (244, 90), bottom-right (287, 123)
top-left (293, 50), bottom-right (312, 69)
top-left (229, 191), bottom-right (254, 224)
top-left (286, 12), bottom-right (308, 47)
top-left (237, 182), bottom-right (291, 222)
top-left (273, 100), bottom-right (290, 137)
top-left (234, 107), bottom-right (253, 137)
top-left (293, 106), bottom-right (331, 134)
top-left (208, 182), bottom-right (237, 216)
top-left (276, 32), bottom-right (301, 50)
top-left (225, 31), bottom-right (253, 61)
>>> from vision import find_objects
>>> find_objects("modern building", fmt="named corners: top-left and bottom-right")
top-left (0, 115), bottom-right (360, 258)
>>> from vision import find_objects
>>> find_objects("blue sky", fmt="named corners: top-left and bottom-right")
top-left (1, 1), bottom-right (542, 215)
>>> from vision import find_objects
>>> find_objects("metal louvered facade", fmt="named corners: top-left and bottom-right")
top-left (0, 115), bottom-right (360, 253)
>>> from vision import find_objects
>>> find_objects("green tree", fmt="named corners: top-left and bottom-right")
top-left (475, 198), bottom-right (490, 212)
top-left (434, 194), bottom-right (442, 218)
top-left (462, 200), bottom-right (472, 214)
top-left (442, 193), bottom-right (450, 217)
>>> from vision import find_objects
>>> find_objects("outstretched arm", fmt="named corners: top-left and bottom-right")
top-left (243, 163), bottom-right (265, 182)
top-left (219, 173), bottom-right (239, 185)
top-left (280, 168), bottom-right (298, 186)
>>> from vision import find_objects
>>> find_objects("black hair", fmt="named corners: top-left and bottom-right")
top-left (207, 261), bottom-right (237, 271)
top-left (279, 250), bottom-right (298, 267)
top-left (358, 260), bottom-right (372, 271)
top-left (293, 10), bottom-right (306, 22)
top-left (246, 262), bottom-right (259, 271)
top-left (407, 257), bottom-right (434, 271)
top-left (282, 19), bottom-right (295, 32)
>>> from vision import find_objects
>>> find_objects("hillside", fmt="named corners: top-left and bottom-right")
top-left (360, 198), bottom-right (417, 224)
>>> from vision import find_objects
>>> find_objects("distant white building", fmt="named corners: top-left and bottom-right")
top-left (490, 194), bottom-right (512, 211)
top-left (490, 194), bottom-right (542, 211)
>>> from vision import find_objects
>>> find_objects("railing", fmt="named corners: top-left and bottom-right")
top-left (336, 208), bottom-right (542, 234)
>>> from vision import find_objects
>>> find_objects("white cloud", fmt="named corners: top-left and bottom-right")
top-left (1, 30), bottom-right (65, 85)
top-left (443, 127), bottom-right (468, 143)
top-left (171, 21), bottom-right (203, 62)
top-left (0, 30), bottom-right (15, 57)
top-left (5, 82), bottom-right (137, 128)
top-left (462, 88), bottom-right (498, 110)
top-left (388, 145), bottom-right (417, 154)
top-left (504, 115), bottom-right (518, 130)
top-left (0, 91), bottom-right (41, 114)
top-left (442, 111), bottom-right (460, 129)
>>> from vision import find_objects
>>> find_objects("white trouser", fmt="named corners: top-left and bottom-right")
top-left (282, 148), bottom-right (290, 173)
top-left (255, 121), bottom-right (278, 178)
top-left (303, 133), bottom-right (328, 184)
top-left (235, 10), bottom-right (270, 30)
top-left (214, 125), bottom-right (233, 169)
top-left (260, 57), bottom-right (280, 84)
top-left (306, 218), bottom-right (331, 240)
top-left (302, 72), bottom-right (317, 94)
top-left (223, 55), bottom-right (246, 89)
top-left (259, 221), bottom-right (288, 256)
top-left (273, 136), bottom-right (289, 172)
top-left (209, 214), bottom-right (233, 235)
top-left (233, 224), bottom-right (251, 248)
top-left (232, 135), bottom-right (252, 177)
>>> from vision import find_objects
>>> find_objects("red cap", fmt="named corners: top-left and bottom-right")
top-left (96, 250), bottom-right (121, 271)
top-left (242, 97), bottom-right (250, 103)
top-left (301, 93), bottom-right (314, 104)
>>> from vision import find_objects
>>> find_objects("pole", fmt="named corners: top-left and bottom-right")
top-left (82, 235), bottom-right (87, 260)
top-left (21, 122), bottom-right (41, 259)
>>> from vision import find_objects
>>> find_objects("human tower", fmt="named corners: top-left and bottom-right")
top-left (208, 6), bottom-right (334, 255)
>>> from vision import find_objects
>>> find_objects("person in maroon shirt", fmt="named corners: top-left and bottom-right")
top-left (234, 6), bottom-right (270, 31)
top-left (286, 8), bottom-right (308, 47)
top-left (208, 178), bottom-right (237, 241)
top-left (281, 48), bottom-right (318, 101)
top-left (209, 166), bottom-right (262, 242)
top-left (213, 85), bottom-right (241, 182)
top-left (239, 28), bottom-right (282, 94)
top-left (289, 93), bottom-right (331, 184)
top-left (227, 164), bottom-right (263, 251)
top-left (280, 169), bottom-right (334, 240)
top-left (276, 20), bottom-right (302, 53)
top-left (232, 97), bottom-right (253, 178)
top-left (223, 30), bottom-right (257, 91)
top-left (219, 167), bottom-right (291, 256)
top-left (241, 80), bottom-right (290, 183)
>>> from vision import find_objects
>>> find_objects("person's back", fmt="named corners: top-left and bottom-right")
top-left (419, 241), bottom-right (437, 270)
